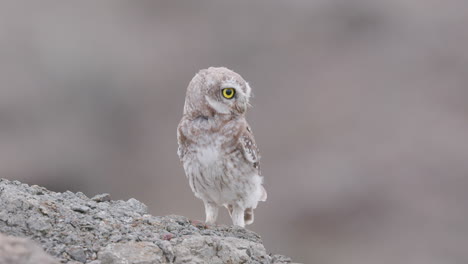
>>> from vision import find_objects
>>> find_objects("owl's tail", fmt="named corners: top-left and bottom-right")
top-left (245, 185), bottom-right (267, 225)
top-left (225, 185), bottom-right (267, 226)
top-left (259, 185), bottom-right (267, 202)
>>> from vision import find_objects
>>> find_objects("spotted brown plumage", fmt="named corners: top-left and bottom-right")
top-left (240, 125), bottom-right (261, 173)
top-left (177, 67), bottom-right (267, 227)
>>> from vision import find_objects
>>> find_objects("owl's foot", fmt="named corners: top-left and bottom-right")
top-left (189, 219), bottom-right (217, 229)
top-left (190, 219), bottom-right (206, 229)
top-left (204, 222), bottom-right (218, 229)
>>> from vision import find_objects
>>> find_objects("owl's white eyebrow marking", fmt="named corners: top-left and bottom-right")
top-left (205, 95), bottom-right (230, 114)
top-left (221, 79), bottom-right (241, 90)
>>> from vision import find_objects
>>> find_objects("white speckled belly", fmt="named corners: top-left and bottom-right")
top-left (182, 135), bottom-right (262, 208)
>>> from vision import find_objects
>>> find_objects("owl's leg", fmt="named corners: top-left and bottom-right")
top-left (231, 205), bottom-right (245, 227)
top-left (204, 201), bottom-right (218, 225)
top-left (225, 204), bottom-right (233, 216)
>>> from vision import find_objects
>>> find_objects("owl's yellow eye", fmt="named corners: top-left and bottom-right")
top-left (222, 88), bottom-right (236, 99)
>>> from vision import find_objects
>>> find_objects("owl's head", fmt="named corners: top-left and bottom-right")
top-left (183, 67), bottom-right (252, 118)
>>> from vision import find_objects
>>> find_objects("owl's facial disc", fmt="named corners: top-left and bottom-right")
top-left (220, 79), bottom-right (250, 114)
top-left (204, 80), bottom-right (249, 116)
top-left (205, 95), bottom-right (230, 114)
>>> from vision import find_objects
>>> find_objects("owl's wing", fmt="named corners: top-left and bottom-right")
top-left (177, 124), bottom-right (187, 161)
top-left (239, 125), bottom-right (261, 174)
top-left (240, 125), bottom-right (267, 201)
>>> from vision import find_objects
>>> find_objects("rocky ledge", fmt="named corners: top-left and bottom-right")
top-left (0, 179), bottom-right (296, 264)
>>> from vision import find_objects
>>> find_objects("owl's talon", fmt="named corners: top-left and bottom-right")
top-left (204, 222), bottom-right (217, 229)
top-left (190, 220), bottom-right (206, 229)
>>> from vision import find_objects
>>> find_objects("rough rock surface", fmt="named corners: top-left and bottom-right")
top-left (0, 179), bottom-right (297, 264)
top-left (0, 233), bottom-right (59, 264)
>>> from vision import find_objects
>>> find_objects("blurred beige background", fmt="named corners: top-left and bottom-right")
top-left (1, 1), bottom-right (468, 263)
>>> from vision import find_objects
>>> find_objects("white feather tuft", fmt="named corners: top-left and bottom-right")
top-left (205, 95), bottom-right (230, 114)
top-left (245, 82), bottom-right (252, 98)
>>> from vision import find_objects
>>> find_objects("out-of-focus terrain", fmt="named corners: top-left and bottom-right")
top-left (1, 1), bottom-right (467, 263)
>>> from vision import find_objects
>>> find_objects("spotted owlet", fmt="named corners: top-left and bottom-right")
top-left (177, 67), bottom-right (267, 227)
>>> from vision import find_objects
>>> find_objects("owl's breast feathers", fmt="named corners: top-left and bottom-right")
top-left (177, 117), bottom-right (261, 175)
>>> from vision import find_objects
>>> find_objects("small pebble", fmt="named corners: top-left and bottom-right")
top-left (91, 193), bottom-right (111, 202)
top-left (71, 205), bottom-right (90, 214)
